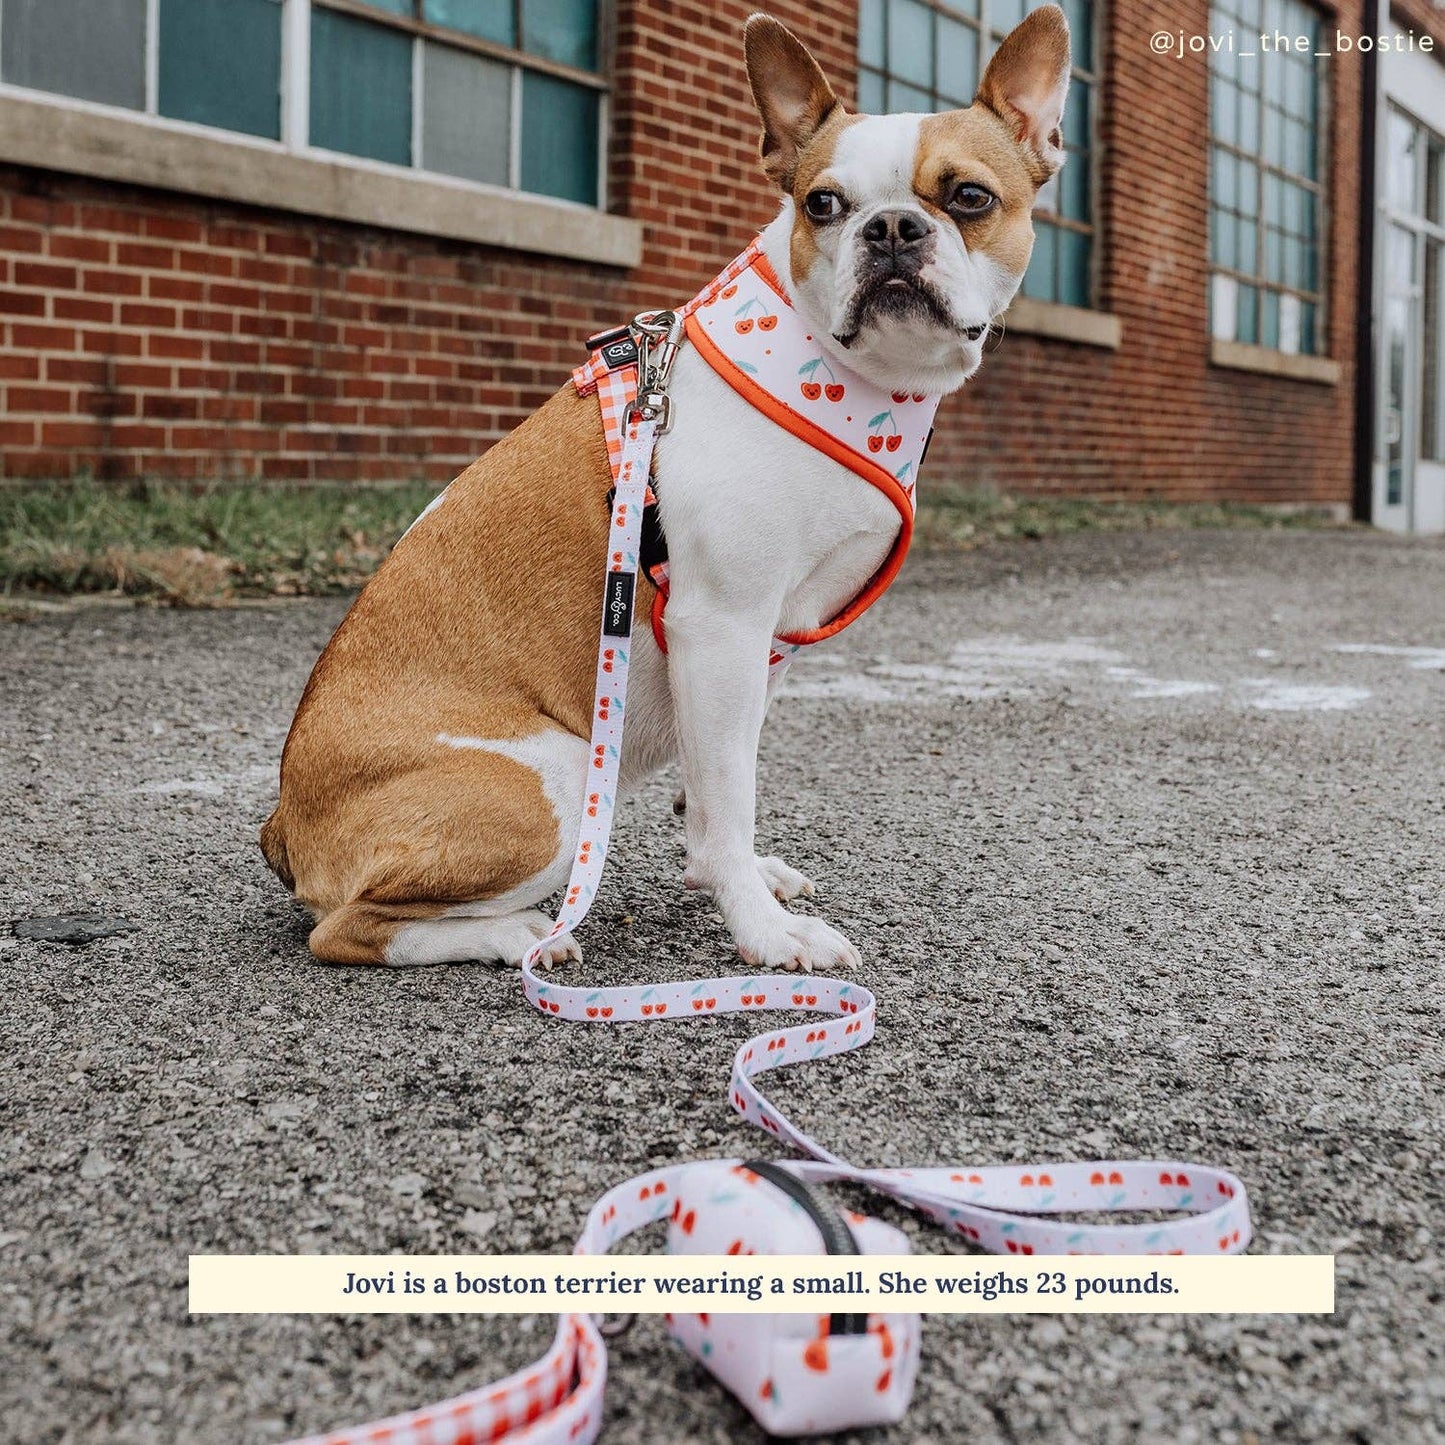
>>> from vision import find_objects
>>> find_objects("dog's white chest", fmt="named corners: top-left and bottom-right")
top-left (654, 344), bottom-right (903, 639)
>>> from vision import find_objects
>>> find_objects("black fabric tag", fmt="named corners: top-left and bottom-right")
top-left (586, 326), bottom-right (639, 371)
top-left (602, 571), bottom-right (636, 637)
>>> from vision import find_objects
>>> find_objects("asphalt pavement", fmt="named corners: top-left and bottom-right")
top-left (3, 526), bottom-right (1443, 1444)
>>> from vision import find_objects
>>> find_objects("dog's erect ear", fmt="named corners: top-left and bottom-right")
top-left (744, 14), bottom-right (840, 191)
top-left (975, 5), bottom-right (1071, 182)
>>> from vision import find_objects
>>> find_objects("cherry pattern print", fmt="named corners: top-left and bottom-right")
top-left (689, 243), bottom-right (937, 497)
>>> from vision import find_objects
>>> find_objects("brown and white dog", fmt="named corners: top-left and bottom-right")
top-left (260, 9), bottom-right (1070, 972)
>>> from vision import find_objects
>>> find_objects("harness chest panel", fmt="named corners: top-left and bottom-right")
top-left (574, 241), bottom-right (943, 659)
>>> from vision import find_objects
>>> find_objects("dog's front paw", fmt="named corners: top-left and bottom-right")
top-left (755, 855), bottom-right (815, 902)
top-left (736, 912), bottom-right (860, 974)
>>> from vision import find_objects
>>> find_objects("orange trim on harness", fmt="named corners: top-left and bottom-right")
top-left (681, 310), bottom-right (915, 648)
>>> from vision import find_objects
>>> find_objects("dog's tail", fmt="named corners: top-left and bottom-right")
top-left (258, 809), bottom-right (296, 891)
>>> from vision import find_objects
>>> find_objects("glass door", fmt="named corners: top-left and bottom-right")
top-left (1376, 105), bottom-right (1445, 533)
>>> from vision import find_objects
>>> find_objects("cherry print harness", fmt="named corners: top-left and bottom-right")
top-left (289, 246), bottom-right (1253, 1445)
top-left (573, 241), bottom-right (938, 674)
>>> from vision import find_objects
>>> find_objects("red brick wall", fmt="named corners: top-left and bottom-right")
top-left (0, 0), bottom-right (1363, 504)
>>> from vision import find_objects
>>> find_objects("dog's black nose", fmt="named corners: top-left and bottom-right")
top-left (861, 209), bottom-right (930, 254)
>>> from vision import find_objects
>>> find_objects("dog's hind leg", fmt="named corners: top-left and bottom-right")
top-left (291, 726), bottom-right (587, 967)
top-left (310, 902), bottom-right (580, 967)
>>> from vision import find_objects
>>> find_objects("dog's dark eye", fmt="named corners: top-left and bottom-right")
top-left (804, 189), bottom-right (847, 222)
top-left (949, 183), bottom-right (997, 215)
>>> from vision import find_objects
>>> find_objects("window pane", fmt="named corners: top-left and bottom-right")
top-left (857, 67), bottom-right (885, 113)
top-left (1060, 154), bottom-right (1089, 221)
top-left (1237, 216), bottom-right (1257, 273)
top-left (1063, 76), bottom-right (1088, 148)
top-left (1264, 227), bottom-right (1283, 283)
top-left (523, 0), bottom-right (598, 72)
top-left (1211, 147), bottom-right (1236, 209)
top-left (520, 71), bottom-right (598, 204)
top-left (1298, 300), bottom-right (1316, 354)
top-left (1236, 159), bottom-right (1259, 218)
top-left (421, 42), bottom-right (510, 185)
top-left (1022, 221), bottom-right (1057, 301)
top-left (1058, 229), bottom-right (1089, 306)
top-left (1062, 0), bottom-right (1091, 70)
top-left (1, 0), bottom-right (145, 109)
top-left (887, 0), bottom-right (933, 89)
top-left (158, 0), bottom-right (282, 140)
top-left (1235, 282), bottom-right (1258, 344)
top-left (425, 0), bottom-right (514, 48)
top-left (992, 0), bottom-right (1025, 31)
top-left (886, 78), bottom-right (931, 112)
top-left (1385, 109), bottom-right (1420, 214)
top-left (310, 8), bottom-right (413, 165)
top-left (1211, 75), bottom-right (1237, 146)
top-left (1211, 273), bottom-right (1238, 340)
top-left (1261, 289), bottom-right (1280, 349)
top-left (859, 0), bottom-right (885, 67)
top-left (1278, 292), bottom-right (1300, 353)
top-left (1212, 209), bottom-right (1236, 269)
top-left (936, 16), bottom-right (978, 104)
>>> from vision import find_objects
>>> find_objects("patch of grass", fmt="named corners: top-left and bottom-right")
top-left (0, 477), bottom-right (1347, 606)
top-left (0, 478), bottom-right (437, 605)
top-left (914, 485), bottom-right (1345, 549)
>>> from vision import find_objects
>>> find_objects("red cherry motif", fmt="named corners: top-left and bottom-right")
top-left (876, 1369), bottom-right (892, 1393)
top-left (735, 319), bottom-right (754, 334)
top-left (656, 1003), bottom-right (666, 1015)
top-left (885, 434), bottom-right (902, 452)
top-left (801, 382), bottom-right (822, 400)
top-left (802, 1338), bottom-right (829, 1372)
top-left (586, 1006), bottom-right (598, 1018)
top-left (912, 391), bottom-right (926, 402)
top-left (892, 391), bottom-right (909, 403)
top-left (760, 1380), bottom-right (773, 1401)
top-left (792, 993), bottom-right (804, 1005)
top-left (867, 436), bottom-right (884, 453)
top-left (600, 1007), bottom-right (612, 1018)
top-left (825, 384), bottom-right (845, 401)
top-left (722, 285), bottom-right (738, 298)
top-left (641, 1004), bottom-right (653, 1015)
top-left (758, 316), bottom-right (778, 331)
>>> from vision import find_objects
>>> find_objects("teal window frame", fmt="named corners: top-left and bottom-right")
top-left (857, 0), bottom-right (1101, 310)
top-left (1207, 0), bottom-right (1328, 356)
top-left (0, 0), bottom-right (610, 210)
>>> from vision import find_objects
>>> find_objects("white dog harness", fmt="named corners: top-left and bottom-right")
top-left (574, 240), bottom-right (938, 672)
top-left (290, 244), bottom-right (1253, 1445)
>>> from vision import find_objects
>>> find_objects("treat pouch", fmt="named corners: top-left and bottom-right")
top-left (663, 1160), bottom-right (921, 1437)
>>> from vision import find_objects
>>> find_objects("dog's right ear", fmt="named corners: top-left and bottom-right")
top-left (744, 14), bottom-right (840, 191)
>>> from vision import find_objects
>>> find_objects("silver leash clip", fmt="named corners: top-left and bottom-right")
top-left (628, 308), bottom-right (683, 435)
